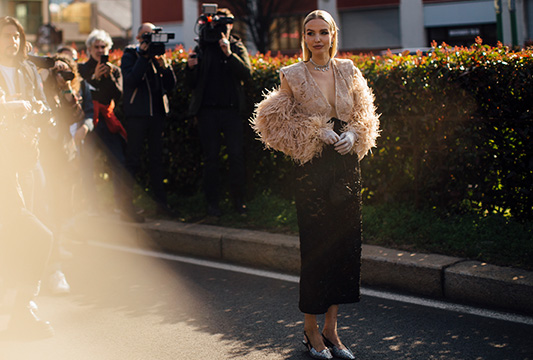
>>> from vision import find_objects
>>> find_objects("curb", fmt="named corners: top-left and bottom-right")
top-left (73, 216), bottom-right (533, 315)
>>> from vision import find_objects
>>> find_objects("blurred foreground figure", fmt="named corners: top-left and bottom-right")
top-left (37, 50), bottom-right (94, 295)
top-left (0, 16), bottom-right (54, 338)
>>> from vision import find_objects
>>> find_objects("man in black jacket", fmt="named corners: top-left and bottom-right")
top-left (186, 7), bottom-right (252, 217)
top-left (121, 22), bottom-right (177, 221)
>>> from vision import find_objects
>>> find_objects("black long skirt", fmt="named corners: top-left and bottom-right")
top-left (294, 120), bottom-right (362, 314)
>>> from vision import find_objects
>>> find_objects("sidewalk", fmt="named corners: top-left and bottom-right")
top-left (70, 215), bottom-right (533, 316)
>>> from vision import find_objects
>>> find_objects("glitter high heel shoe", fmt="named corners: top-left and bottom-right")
top-left (302, 331), bottom-right (333, 359)
top-left (322, 334), bottom-right (355, 360)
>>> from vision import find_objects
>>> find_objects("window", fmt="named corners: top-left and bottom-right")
top-left (7, 0), bottom-right (42, 35)
top-left (270, 15), bottom-right (304, 52)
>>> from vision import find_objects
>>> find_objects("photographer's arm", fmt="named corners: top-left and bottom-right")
top-left (121, 49), bottom-right (151, 89)
top-left (32, 64), bottom-right (51, 112)
top-left (185, 50), bottom-right (199, 89)
top-left (154, 56), bottom-right (176, 92)
top-left (227, 41), bottom-right (252, 81)
top-left (81, 81), bottom-right (94, 131)
top-left (105, 66), bottom-right (123, 102)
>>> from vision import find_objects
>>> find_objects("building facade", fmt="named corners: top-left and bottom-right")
top-left (2, 0), bottom-right (530, 52)
top-left (131, 0), bottom-right (532, 53)
top-left (0, 0), bottom-right (130, 50)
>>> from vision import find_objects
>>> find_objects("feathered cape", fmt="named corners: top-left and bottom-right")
top-left (251, 59), bottom-right (380, 164)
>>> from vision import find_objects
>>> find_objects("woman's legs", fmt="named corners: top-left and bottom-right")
top-left (322, 305), bottom-right (349, 350)
top-left (304, 313), bottom-right (327, 352)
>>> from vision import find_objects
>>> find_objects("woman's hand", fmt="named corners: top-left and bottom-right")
top-left (320, 129), bottom-right (340, 145)
top-left (334, 131), bottom-right (357, 155)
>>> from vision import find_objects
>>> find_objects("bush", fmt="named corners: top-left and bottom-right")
top-left (106, 39), bottom-right (532, 222)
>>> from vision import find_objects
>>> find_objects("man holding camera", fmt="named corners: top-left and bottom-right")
top-left (121, 23), bottom-right (177, 221)
top-left (78, 29), bottom-right (127, 216)
top-left (186, 7), bottom-right (252, 217)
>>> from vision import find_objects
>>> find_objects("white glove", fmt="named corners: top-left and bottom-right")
top-left (320, 129), bottom-right (340, 145)
top-left (334, 131), bottom-right (357, 155)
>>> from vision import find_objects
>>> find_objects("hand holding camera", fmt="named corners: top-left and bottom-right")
top-left (93, 54), bottom-right (110, 80)
top-left (196, 3), bottom-right (234, 46)
top-left (140, 28), bottom-right (175, 57)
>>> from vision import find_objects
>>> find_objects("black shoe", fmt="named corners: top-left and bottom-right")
top-left (207, 204), bottom-right (222, 217)
top-left (8, 304), bottom-right (54, 339)
top-left (120, 208), bottom-right (145, 223)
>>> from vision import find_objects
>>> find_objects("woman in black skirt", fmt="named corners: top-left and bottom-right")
top-left (252, 10), bottom-right (380, 360)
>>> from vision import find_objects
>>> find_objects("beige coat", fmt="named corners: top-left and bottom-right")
top-left (251, 58), bottom-right (380, 164)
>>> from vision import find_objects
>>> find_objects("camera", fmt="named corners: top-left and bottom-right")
top-left (22, 97), bottom-right (55, 128)
top-left (141, 27), bottom-right (175, 57)
top-left (196, 3), bottom-right (234, 45)
top-left (28, 54), bottom-right (56, 69)
top-left (56, 70), bottom-right (75, 82)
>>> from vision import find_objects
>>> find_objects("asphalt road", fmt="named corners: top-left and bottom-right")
top-left (1, 240), bottom-right (532, 360)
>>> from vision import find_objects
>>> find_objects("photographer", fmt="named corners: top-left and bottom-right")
top-left (0, 15), bottom-right (54, 338)
top-left (78, 29), bottom-right (126, 216)
top-left (121, 22), bottom-right (177, 221)
top-left (186, 6), bottom-right (252, 217)
top-left (38, 53), bottom-right (94, 295)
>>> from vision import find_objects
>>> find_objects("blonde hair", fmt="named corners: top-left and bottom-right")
top-left (301, 10), bottom-right (338, 61)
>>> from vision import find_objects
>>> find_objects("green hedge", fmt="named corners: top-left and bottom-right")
top-left (129, 40), bottom-right (532, 221)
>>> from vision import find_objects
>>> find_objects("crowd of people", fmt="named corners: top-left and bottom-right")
top-left (1, 8), bottom-right (379, 360)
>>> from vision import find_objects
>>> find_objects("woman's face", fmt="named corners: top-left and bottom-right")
top-left (304, 18), bottom-right (333, 58)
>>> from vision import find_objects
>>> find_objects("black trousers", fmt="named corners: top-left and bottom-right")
top-left (84, 121), bottom-right (127, 210)
top-left (124, 114), bottom-right (166, 206)
top-left (197, 108), bottom-right (245, 206)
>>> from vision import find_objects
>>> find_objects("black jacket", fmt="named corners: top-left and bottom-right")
top-left (121, 46), bottom-right (176, 118)
top-left (185, 35), bottom-right (252, 117)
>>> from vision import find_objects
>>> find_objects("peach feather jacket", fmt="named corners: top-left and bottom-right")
top-left (251, 58), bottom-right (380, 164)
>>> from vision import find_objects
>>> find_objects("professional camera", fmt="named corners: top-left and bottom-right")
top-left (55, 70), bottom-right (75, 82)
top-left (25, 97), bottom-right (54, 128)
top-left (141, 27), bottom-right (175, 57)
top-left (196, 3), bottom-right (234, 45)
top-left (28, 54), bottom-right (75, 81)
top-left (28, 54), bottom-right (56, 69)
